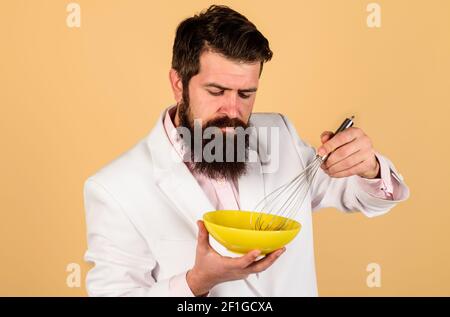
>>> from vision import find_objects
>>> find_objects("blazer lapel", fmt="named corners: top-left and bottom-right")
top-left (147, 110), bottom-right (214, 234)
top-left (157, 164), bottom-right (215, 232)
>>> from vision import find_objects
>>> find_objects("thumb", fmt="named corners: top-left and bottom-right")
top-left (320, 131), bottom-right (334, 144)
top-left (197, 220), bottom-right (210, 251)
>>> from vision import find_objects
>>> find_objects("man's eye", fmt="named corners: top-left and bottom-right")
top-left (238, 92), bottom-right (251, 99)
top-left (208, 90), bottom-right (224, 96)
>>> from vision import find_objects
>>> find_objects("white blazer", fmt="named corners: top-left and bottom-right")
top-left (83, 107), bottom-right (409, 297)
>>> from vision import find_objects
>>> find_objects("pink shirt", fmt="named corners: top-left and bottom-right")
top-left (164, 105), bottom-right (396, 296)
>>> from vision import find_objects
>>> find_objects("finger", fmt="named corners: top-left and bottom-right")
top-left (196, 220), bottom-right (212, 253)
top-left (227, 249), bottom-right (262, 269)
top-left (326, 148), bottom-right (373, 175)
top-left (317, 127), bottom-right (363, 157)
top-left (323, 135), bottom-right (371, 169)
top-left (320, 131), bottom-right (334, 144)
top-left (321, 136), bottom-right (361, 171)
top-left (246, 248), bottom-right (286, 273)
top-left (327, 158), bottom-right (373, 178)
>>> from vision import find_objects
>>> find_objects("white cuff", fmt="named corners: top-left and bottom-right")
top-left (169, 271), bottom-right (195, 297)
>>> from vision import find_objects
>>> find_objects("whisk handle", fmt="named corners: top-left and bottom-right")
top-left (334, 115), bottom-right (355, 135)
top-left (320, 116), bottom-right (355, 162)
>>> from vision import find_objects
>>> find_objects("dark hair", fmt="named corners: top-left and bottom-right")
top-left (171, 5), bottom-right (273, 91)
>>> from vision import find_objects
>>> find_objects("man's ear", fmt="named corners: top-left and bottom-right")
top-left (169, 69), bottom-right (183, 103)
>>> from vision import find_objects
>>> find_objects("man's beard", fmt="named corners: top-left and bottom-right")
top-left (177, 99), bottom-right (250, 182)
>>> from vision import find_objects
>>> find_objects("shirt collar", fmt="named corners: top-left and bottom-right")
top-left (163, 104), bottom-right (191, 163)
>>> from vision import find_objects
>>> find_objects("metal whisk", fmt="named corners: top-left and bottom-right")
top-left (250, 116), bottom-right (355, 231)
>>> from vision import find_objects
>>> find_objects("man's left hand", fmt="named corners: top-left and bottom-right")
top-left (317, 127), bottom-right (380, 179)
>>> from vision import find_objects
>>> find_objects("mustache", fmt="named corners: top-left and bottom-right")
top-left (203, 116), bottom-right (248, 130)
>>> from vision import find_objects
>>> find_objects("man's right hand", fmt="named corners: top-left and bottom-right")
top-left (186, 220), bottom-right (286, 296)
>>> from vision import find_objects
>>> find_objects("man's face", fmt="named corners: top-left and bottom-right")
top-left (174, 50), bottom-right (261, 180)
top-left (183, 50), bottom-right (260, 128)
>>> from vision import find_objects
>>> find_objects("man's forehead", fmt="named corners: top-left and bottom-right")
top-left (197, 50), bottom-right (260, 88)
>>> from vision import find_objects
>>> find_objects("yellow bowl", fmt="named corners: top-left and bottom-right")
top-left (203, 210), bottom-right (301, 255)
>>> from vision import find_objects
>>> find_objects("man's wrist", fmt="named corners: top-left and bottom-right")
top-left (359, 156), bottom-right (381, 179)
top-left (186, 269), bottom-right (211, 297)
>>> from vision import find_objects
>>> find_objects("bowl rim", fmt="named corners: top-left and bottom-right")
top-left (203, 210), bottom-right (302, 233)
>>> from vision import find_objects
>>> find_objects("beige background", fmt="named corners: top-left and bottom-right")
top-left (0, 0), bottom-right (449, 296)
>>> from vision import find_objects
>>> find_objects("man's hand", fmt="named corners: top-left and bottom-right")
top-left (186, 220), bottom-right (286, 296)
top-left (317, 127), bottom-right (380, 179)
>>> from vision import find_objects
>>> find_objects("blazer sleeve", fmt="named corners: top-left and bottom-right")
top-left (279, 114), bottom-right (410, 218)
top-left (83, 178), bottom-right (185, 296)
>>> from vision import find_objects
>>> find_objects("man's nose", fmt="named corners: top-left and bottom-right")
top-left (220, 93), bottom-right (240, 119)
